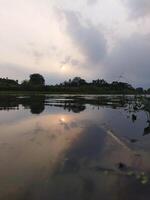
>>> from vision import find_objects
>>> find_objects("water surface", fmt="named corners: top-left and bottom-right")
top-left (0, 95), bottom-right (150, 200)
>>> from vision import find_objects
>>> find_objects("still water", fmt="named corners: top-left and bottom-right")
top-left (0, 95), bottom-right (150, 200)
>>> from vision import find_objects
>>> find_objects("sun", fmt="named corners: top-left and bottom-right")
top-left (60, 65), bottom-right (68, 73)
top-left (61, 65), bottom-right (66, 71)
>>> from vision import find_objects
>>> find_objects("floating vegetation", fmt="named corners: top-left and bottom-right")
top-left (127, 171), bottom-right (134, 176)
top-left (136, 173), bottom-right (149, 185)
top-left (95, 164), bottom-right (149, 185)
top-left (141, 176), bottom-right (149, 184)
top-left (123, 169), bottom-right (149, 185)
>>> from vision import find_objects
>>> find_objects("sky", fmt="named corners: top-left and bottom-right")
top-left (0, 0), bottom-right (150, 87)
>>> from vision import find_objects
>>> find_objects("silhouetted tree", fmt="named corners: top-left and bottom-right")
top-left (29, 74), bottom-right (45, 86)
top-left (136, 87), bottom-right (144, 94)
top-left (147, 88), bottom-right (150, 94)
top-left (0, 78), bottom-right (18, 86)
top-left (21, 80), bottom-right (29, 87)
top-left (92, 79), bottom-right (108, 87)
top-left (111, 81), bottom-right (133, 90)
top-left (71, 77), bottom-right (87, 87)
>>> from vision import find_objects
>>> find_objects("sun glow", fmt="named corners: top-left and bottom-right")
top-left (60, 65), bottom-right (69, 73)
top-left (60, 117), bottom-right (65, 122)
top-left (59, 115), bottom-right (71, 123)
top-left (61, 65), bottom-right (66, 70)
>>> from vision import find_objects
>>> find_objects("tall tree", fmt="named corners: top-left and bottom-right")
top-left (29, 74), bottom-right (45, 86)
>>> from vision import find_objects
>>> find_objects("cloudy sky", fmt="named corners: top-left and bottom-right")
top-left (0, 0), bottom-right (150, 87)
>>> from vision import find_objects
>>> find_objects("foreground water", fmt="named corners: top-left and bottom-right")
top-left (0, 95), bottom-right (150, 200)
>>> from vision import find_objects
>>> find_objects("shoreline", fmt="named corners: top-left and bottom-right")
top-left (0, 91), bottom-right (146, 96)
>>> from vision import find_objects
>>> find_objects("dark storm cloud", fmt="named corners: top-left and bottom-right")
top-left (61, 9), bottom-right (150, 88)
top-left (106, 34), bottom-right (150, 88)
top-left (124, 0), bottom-right (150, 18)
top-left (63, 10), bottom-right (107, 67)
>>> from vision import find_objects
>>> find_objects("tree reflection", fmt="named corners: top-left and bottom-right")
top-left (0, 95), bottom-right (150, 119)
top-left (21, 96), bottom-right (46, 114)
top-left (0, 95), bottom-right (46, 114)
top-left (143, 125), bottom-right (150, 136)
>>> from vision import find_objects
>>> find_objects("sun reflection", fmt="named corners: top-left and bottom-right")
top-left (60, 117), bottom-right (66, 122)
top-left (59, 115), bottom-right (72, 124)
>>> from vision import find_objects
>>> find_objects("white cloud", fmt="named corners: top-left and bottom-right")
top-left (0, 0), bottom-right (150, 87)
top-left (87, 0), bottom-right (98, 6)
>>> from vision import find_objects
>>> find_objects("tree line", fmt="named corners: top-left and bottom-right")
top-left (0, 73), bottom-right (148, 94)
